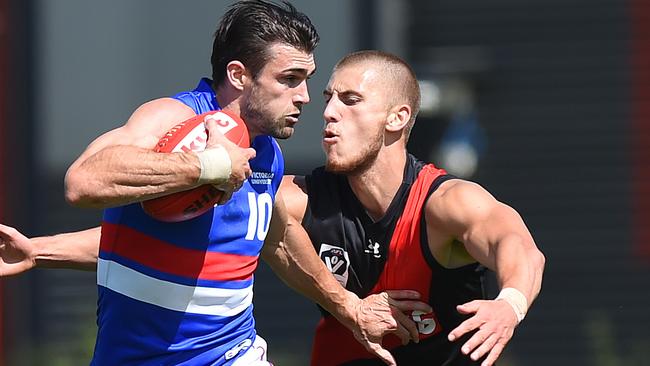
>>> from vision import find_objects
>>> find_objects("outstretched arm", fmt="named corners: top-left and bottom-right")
top-left (0, 224), bottom-right (100, 276)
top-left (426, 180), bottom-right (545, 366)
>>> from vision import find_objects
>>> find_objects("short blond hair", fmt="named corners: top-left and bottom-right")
top-left (334, 50), bottom-right (421, 139)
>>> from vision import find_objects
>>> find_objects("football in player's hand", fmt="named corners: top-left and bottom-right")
top-left (141, 110), bottom-right (249, 222)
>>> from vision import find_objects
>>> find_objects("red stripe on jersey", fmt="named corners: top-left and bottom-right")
top-left (100, 222), bottom-right (257, 281)
top-left (371, 164), bottom-right (443, 340)
top-left (311, 165), bottom-right (446, 365)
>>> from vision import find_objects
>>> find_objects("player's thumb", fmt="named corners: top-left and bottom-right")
top-left (0, 223), bottom-right (18, 241)
top-left (204, 120), bottom-right (229, 147)
top-left (243, 147), bottom-right (256, 160)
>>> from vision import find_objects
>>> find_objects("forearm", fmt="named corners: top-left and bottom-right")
top-left (262, 220), bottom-right (359, 327)
top-left (494, 234), bottom-right (545, 304)
top-left (32, 227), bottom-right (101, 270)
top-left (65, 145), bottom-right (201, 208)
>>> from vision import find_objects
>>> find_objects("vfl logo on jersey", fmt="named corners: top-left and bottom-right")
top-left (364, 239), bottom-right (381, 258)
top-left (319, 243), bottom-right (350, 287)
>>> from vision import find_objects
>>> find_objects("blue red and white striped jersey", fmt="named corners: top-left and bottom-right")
top-left (92, 78), bottom-right (283, 365)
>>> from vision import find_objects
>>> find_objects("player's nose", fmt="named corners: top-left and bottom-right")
top-left (294, 80), bottom-right (310, 105)
top-left (323, 98), bottom-right (340, 123)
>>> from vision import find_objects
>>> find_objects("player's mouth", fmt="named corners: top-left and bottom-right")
top-left (286, 112), bottom-right (301, 125)
top-left (322, 128), bottom-right (339, 144)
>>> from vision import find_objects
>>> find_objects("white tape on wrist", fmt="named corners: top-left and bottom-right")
top-left (496, 287), bottom-right (528, 324)
top-left (196, 145), bottom-right (231, 184)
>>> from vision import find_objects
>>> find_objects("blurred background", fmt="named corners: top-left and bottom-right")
top-left (1, 0), bottom-right (649, 365)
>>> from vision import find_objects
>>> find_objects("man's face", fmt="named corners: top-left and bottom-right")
top-left (242, 43), bottom-right (316, 139)
top-left (322, 63), bottom-right (390, 174)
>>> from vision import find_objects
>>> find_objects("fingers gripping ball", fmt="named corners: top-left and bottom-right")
top-left (141, 110), bottom-right (249, 222)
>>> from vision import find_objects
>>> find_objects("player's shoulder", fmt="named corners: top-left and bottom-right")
top-left (125, 97), bottom-right (197, 136)
top-left (426, 178), bottom-right (500, 221)
top-left (433, 178), bottom-right (491, 200)
top-left (281, 175), bottom-right (306, 192)
top-left (280, 175), bottom-right (308, 222)
top-left (131, 98), bottom-right (196, 121)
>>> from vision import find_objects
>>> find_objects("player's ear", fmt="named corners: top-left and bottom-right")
top-left (385, 104), bottom-right (411, 132)
top-left (225, 61), bottom-right (248, 91)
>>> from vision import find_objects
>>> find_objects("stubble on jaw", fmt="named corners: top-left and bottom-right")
top-left (324, 129), bottom-right (383, 175)
top-left (241, 88), bottom-right (293, 140)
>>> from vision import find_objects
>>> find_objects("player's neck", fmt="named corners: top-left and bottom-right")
top-left (215, 85), bottom-right (261, 140)
top-left (215, 85), bottom-right (240, 118)
top-left (347, 148), bottom-right (407, 221)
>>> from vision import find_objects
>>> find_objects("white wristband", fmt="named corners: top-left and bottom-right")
top-left (496, 287), bottom-right (528, 324)
top-left (196, 145), bottom-right (231, 184)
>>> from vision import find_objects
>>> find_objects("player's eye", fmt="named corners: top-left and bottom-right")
top-left (342, 96), bottom-right (360, 106)
top-left (282, 75), bottom-right (303, 87)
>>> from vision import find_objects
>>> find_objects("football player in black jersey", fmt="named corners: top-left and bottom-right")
top-left (277, 50), bottom-right (545, 366)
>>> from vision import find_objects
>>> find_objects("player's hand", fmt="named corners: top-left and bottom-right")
top-left (447, 299), bottom-right (519, 366)
top-left (0, 224), bottom-right (37, 277)
top-left (351, 290), bottom-right (432, 365)
top-left (204, 118), bottom-right (256, 197)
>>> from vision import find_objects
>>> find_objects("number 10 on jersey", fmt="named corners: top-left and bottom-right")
top-left (245, 192), bottom-right (273, 241)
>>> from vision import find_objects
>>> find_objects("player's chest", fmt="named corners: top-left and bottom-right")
top-left (312, 210), bottom-right (397, 296)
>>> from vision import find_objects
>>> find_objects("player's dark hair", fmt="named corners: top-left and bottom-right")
top-left (211, 0), bottom-right (319, 86)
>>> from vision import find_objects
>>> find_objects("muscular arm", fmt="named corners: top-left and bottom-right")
top-left (427, 180), bottom-right (544, 305)
top-left (64, 98), bottom-right (200, 208)
top-left (64, 98), bottom-right (255, 208)
top-left (426, 180), bottom-right (545, 365)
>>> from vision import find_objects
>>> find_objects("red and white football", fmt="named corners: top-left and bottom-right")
top-left (141, 109), bottom-right (249, 222)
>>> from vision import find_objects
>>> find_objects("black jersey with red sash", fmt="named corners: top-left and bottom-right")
top-left (303, 154), bottom-right (487, 366)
